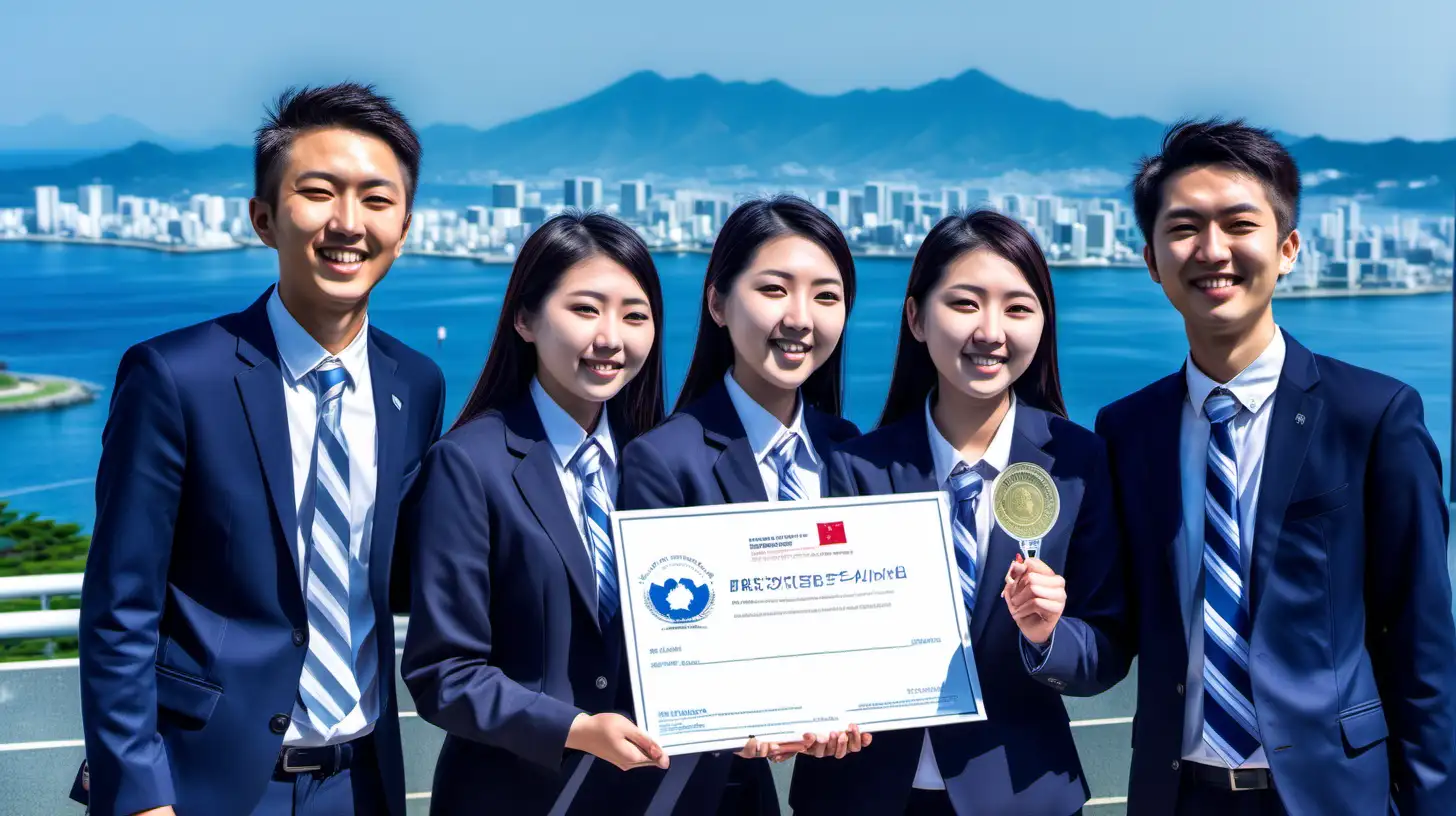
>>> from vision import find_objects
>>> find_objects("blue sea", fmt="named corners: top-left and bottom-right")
top-left (0, 240), bottom-right (1450, 530)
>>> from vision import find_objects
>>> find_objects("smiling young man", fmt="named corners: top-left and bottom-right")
top-left (74, 84), bottom-right (446, 816)
top-left (1095, 120), bottom-right (1456, 815)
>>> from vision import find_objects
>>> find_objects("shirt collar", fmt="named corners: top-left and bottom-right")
top-left (926, 390), bottom-right (1018, 488)
top-left (1184, 327), bottom-right (1286, 416)
top-left (722, 369), bottom-right (818, 467)
top-left (530, 377), bottom-right (617, 471)
top-left (266, 286), bottom-right (370, 387)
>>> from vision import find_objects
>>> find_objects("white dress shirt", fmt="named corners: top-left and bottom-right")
top-left (913, 392), bottom-right (1017, 790)
top-left (530, 377), bottom-right (618, 550)
top-left (1177, 328), bottom-right (1285, 769)
top-left (722, 370), bottom-right (823, 500)
top-left (266, 288), bottom-right (379, 747)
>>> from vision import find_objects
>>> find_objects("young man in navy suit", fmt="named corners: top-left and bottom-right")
top-left (1096, 119), bottom-right (1456, 815)
top-left (74, 84), bottom-right (446, 816)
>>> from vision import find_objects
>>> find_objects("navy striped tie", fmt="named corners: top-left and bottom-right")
top-left (1201, 388), bottom-right (1261, 765)
top-left (949, 462), bottom-right (984, 616)
top-left (574, 440), bottom-right (618, 627)
top-left (770, 432), bottom-right (808, 502)
top-left (298, 358), bottom-right (360, 734)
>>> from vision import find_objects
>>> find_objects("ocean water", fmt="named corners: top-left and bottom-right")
top-left (0, 240), bottom-right (1450, 530)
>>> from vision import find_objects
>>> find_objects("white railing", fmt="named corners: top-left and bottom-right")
top-left (0, 573), bottom-right (83, 647)
top-left (0, 573), bottom-right (409, 653)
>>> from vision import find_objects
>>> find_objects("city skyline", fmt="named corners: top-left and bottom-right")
top-left (6, 174), bottom-right (1452, 295)
top-left (3, 0), bottom-right (1455, 143)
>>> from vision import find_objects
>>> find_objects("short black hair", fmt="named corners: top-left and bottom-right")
top-left (1132, 118), bottom-right (1300, 242)
top-left (254, 83), bottom-right (422, 210)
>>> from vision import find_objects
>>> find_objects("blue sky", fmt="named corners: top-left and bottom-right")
top-left (4, 0), bottom-right (1454, 143)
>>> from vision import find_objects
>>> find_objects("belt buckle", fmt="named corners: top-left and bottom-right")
top-left (281, 749), bottom-right (323, 774)
top-left (1228, 767), bottom-right (1261, 791)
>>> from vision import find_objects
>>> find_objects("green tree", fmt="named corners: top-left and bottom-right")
top-left (0, 501), bottom-right (89, 661)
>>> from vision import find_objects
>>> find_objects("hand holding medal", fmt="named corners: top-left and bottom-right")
top-left (993, 463), bottom-right (1065, 647)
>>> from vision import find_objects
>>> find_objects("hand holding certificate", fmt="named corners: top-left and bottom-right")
top-left (612, 493), bottom-right (986, 756)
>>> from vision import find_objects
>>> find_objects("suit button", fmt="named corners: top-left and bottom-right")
top-left (270, 714), bottom-right (291, 734)
top-left (292, 629), bottom-right (307, 647)
top-left (595, 676), bottom-right (608, 690)
top-left (1171, 760), bottom-right (1180, 771)
top-left (1176, 683), bottom-right (1185, 696)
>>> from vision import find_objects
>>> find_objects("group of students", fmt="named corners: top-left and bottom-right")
top-left (70, 82), bottom-right (1454, 816)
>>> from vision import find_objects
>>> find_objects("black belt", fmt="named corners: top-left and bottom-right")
top-left (275, 737), bottom-right (368, 779)
top-left (1182, 761), bottom-right (1273, 791)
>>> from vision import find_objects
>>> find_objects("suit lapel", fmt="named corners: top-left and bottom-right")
top-left (696, 383), bottom-right (769, 504)
top-left (803, 408), bottom-right (843, 499)
top-left (367, 332), bottom-right (408, 600)
top-left (885, 413), bottom-right (938, 496)
top-left (505, 396), bottom-right (601, 630)
top-left (232, 288), bottom-right (302, 594)
top-left (971, 406), bottom-right (1056, 644)
top-left (1250, 332), bottom-right (1321, 613)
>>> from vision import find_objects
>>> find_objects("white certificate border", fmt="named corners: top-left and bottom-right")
top-left (611, 492), bottom-right (986, 754)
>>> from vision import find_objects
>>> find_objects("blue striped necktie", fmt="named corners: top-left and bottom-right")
top-left (949, 462), bottom-right (985, 616)
top-left (770, 432), bottom-right (808, 502)
top-left (299, 358), bottom-right (361, 734)
top-left (574, 440), bottom-right (618, 627)
top-left (1201, 388), bottom-right (1262, 766)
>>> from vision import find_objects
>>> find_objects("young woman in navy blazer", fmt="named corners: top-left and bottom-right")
top-left (400, 212), bottom-right (673, 815)
top-left (618, 196), bottom-right (871, 815)
top-left (789, 211), bottom-right (1129, 816)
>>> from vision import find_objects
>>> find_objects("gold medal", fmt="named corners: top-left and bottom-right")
top-left (992, 463), bottom-right (1059, 551)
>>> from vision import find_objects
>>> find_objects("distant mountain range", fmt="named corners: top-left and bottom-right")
top-left (1, 70), bottom-right (1451, 207)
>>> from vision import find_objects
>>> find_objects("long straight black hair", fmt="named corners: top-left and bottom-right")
top-left (454, 211), bottom-right (665, 439)
top-left (674, 195), bottom-right (857, 416)
top-left (878, 210), bottom-right (1066, 427)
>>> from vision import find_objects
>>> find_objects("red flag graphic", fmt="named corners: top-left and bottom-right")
top-left (817, 521), bottom-right (847, 546)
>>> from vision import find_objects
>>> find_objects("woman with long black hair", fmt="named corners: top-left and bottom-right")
top-left (618, 195), bottom-right (872, 814)
top-left (401, 211), bottom-right (671, 814)
top-left (789, 211), bottom-right (1127, 816)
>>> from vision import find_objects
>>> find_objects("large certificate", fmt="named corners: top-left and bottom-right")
top-left (612, 493), bottom-right (986, 756)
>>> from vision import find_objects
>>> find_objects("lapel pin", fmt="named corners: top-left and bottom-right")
top-left (1295, 413), bottom-right (1305, 425)
top-left (392, 395), bottom-right (402, 411)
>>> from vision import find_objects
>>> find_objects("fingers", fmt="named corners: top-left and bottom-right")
top-left (622, 727), bottom-right (669, 769)
top-left (1022, 556), bottom-right (1056, 576)
top-left (1006, 574), bottom-right (1066, 608)
top-left (834, 730), bottom-right (849, 759)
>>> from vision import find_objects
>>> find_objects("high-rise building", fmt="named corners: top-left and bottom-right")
top-left (1034, 195), bottom-right (1058, 231)
top-left (941, 187), bottom-right (965, 214)
top-left (1086, 211), bottom-right (1114, 258)
top-left (492, 181), bottom-right (526, 209)
top-left (33, 186), bottom-right (60, 234)
top-left (964, 188), bottom-right (993, 209)
top-left (1071, 223), bottom-right (1088, 260)
top-left (77, 184), bottom-right (115, 220)
top-left (620, 181), bottom-right (649, 221)
top-left (848, 193), bottom-right (865, 230)
top-left (564, 177), bottom-right (603, 209)
top-left (1338, 200), bottom-right (1361, 243)
top-left (889, 186), bottom-right (918, 225)
top-left (863, 182), bottom-right (890, 223)
top-left (823, 189), bottom-right (850, 226)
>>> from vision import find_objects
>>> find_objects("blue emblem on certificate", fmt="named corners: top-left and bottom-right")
top-left (643, 555), bottom-right (715, 624)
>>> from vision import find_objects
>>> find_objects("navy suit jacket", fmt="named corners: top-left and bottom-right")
top-left (788, 402), bottom-right (1127, 816)
top-left (1095, 330), bottom-right (1456, 816)
top-left (401, 394), bottom-right (657, 815)
top-left (74, 288), bottom-right (446, 816)
top-left (617, 381), bottom-right (860, 815)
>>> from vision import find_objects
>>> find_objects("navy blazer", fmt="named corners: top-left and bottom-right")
top-left (788, 401), bottom-right (1127, 816)
top-left (1096, 330), bottom-right (1456, 816)
top-left (401, 394), bottom-right (657, 815)
top-left (73, 288), bottom-right (445, 816)
top-left (617, 381), bottom-right (861, 816)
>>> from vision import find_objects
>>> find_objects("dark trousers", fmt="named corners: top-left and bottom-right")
top-left (903, 788), bottom-right (1083, 815)
top-left (1175, 771), bottom-right (1287, 816)
top-left (252, 735), bottom-right (388, 816)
